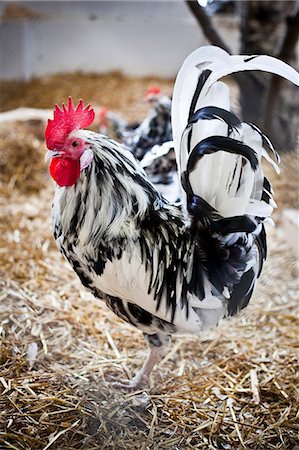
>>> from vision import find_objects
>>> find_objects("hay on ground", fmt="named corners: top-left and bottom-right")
top-left (0, 73), bottom-right (298, 449)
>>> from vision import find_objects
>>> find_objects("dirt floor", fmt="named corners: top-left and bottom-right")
top-left (0, 73), bottom-right (298, 449)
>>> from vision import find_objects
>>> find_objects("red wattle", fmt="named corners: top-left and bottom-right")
top-left (49, 157), bottom-right (81, 187)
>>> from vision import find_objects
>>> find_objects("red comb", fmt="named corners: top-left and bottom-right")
top-left (45, 97), bottom-right (95, 150)
top-left (145, 86), bottom-right (161, 98)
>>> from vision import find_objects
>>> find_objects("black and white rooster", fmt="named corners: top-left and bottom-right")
top-left (45, 47), bottom-right (298, 389)
top-left (99, 86), bottom-right (179, 202)
top-left (99, 85), bottom-right (172, 161)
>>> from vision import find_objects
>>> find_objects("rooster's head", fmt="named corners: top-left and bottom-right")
top-left (145, 85), bottom-right (161, 103)
top-left (45, 97), bottom-right (95, 187)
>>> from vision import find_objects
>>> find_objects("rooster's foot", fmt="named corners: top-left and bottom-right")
top-left (108, 333), bottom-right (171, 390)
top-left (109, 375), bottom-right (149, 390)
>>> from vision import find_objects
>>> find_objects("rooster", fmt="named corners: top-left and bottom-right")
top-left (45, 47), bottom-right (298, 389)
top-left (99, 86), bottom-right (178, 202)
top-left (99, 85), bottom-right (172, 161)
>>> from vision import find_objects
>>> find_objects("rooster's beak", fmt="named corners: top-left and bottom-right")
top-left (45, 150), bottom-right (60, 162)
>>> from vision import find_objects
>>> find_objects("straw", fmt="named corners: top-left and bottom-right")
top-left (0, 73), bottom-right (298, 449)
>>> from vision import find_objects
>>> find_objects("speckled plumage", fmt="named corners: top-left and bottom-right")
top-left (52, 130), bottom-right (261, 337)
top-left (48, 46), bottom-right (299, 388)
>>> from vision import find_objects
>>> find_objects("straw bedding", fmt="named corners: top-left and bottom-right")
top-left (0, 73), bottom-right (298, 449)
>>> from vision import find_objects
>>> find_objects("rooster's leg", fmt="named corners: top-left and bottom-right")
top-left (111, 333), bottom-right (172, 390)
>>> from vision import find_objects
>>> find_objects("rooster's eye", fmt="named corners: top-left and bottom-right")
top-left (72, 141), bottom-right (79, 148)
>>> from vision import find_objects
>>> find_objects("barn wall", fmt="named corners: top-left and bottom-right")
top-left (0, 1), bottom-right (239, 80)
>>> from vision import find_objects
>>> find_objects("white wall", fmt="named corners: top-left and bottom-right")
top-left (0, 1), bottom-right (238, 80)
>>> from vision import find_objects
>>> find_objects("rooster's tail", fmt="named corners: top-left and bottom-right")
top-left (172, 46), bottom-right (299, 224)
top-left (172, 46), bottom-right (299, 316)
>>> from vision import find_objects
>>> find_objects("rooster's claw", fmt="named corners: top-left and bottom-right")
top-left (108, 375), bottom-right (149, 390)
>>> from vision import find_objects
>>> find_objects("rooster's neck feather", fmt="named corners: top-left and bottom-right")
top-left (53, 132), bottom-right (167, 247)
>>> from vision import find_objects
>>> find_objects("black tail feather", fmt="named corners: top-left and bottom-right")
top-left (188, 194), bottom-right (222, 226)
top-left (187, 136), bottom-right (258, 175)
top-left (188, 106), bottom-right (241, 135)
top-left (188, 70), bottom-right (212, 121)
top-left (209, 216), bottom-right (257, 235)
